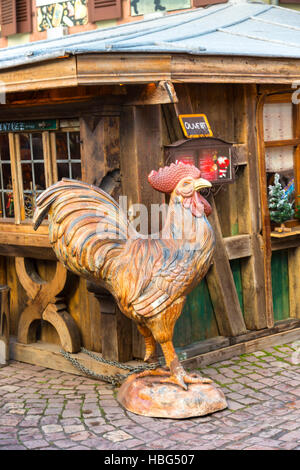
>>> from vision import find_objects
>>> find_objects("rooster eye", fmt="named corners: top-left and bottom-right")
top-left (183, 182), bottom-right (190, 186)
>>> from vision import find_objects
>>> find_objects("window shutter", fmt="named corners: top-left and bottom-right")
top-left (16, 0), bottom-right (32, 34)
top-left (0, 0), bottom-right (17, 36)
top-left (88, 0), bottom-right (122, 23)
top-left (194, 0), bottom-right (228, 7)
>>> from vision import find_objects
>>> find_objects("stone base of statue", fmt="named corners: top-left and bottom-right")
top-left (117, 372), bottom-right (227, 419)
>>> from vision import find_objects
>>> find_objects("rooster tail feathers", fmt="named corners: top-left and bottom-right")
top-left (33, 178), bottom-right (126, 232)
top-left (33, 190), bottom-right (61, 230)
top-left (32, 178), bottom-right (132, 280)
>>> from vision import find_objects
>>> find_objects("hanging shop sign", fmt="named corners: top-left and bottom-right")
top-left (178, 114), bottom-right (213, 138)
top-left (0, 120), bottom-right (58, 133)
top-left (165, 137), bottom-right (234, 184)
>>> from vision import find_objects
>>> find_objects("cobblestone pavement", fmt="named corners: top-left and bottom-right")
top-left (0, 342), bottom-right (300, 450)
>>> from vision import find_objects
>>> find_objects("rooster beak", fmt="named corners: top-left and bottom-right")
top-left (194, 178), bottom-right (212, 191)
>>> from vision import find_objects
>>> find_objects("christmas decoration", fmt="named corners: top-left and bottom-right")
top-left (217, 156), bottom-right (230, 179)
top-left (268, 173), bottom-right (294, 232)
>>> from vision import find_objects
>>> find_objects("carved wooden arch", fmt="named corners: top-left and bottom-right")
top-left (16, 257), bottom-right (80, 353)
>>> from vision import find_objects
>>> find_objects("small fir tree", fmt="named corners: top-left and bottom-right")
top-left (268, 173), bottom-right (294, 231)
top-left (295, 195), bottom-right (300, 220)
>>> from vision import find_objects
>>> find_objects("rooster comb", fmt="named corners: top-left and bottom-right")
top-left (148, 162), bottom-right (201, 193)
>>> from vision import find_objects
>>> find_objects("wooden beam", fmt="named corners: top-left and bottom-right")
top-left (233, 144), bottom-right (248, 166)
top-left (0, 230), bottom-right (51, 248)
top-left (179, 318), bottom-right (300, 359)
top-left (272, 237), bottom-right (300, 251)
top-left (42, 132), bottom-right (54, 188)
top-left (171, 55), bottom-right (300, 84)
top-left (125, 81), bottom-right (178, 106)
top-left (206, 195), bottom-right (247, 337)
top-left (0, 101), bottom-right (121, 121)
top-left (79, 116), bottom-right (123, 357)
top-left (265, 138), bottom-right (300, 148)
top-left (80, 116), bottom-right (120, 187)
top-left (0, 57), bottom-right (77, 93)
top-left (10, 337), bottom-right (143, 378)
top-left (9, 133), bottom-right (25, 224)
top-left (77, 54), bottom-right (172, 85)
top-left (233, 85), bottom-right (269, 331)
top-left (0, 245), bottom-right (55, 260)
top-left (1, 54), bottom-right (300, 96)
top-left (119, 105), bottom-right (165, 221)
top-left (224, 234), bottom-right (251, 260)
top-left (10, 323), bottom-right (300, 377)
top-left (183, 326), bottom-right (300, 369)
top-left (120, 104), bottom-right (165, 359)
top-left (0, 229), bottom-right (253, 261)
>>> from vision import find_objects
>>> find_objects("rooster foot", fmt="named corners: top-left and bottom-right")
top-left (161, 372), bottom-right (212, 391)
top-left (134, 367), bottom-right (171, 380)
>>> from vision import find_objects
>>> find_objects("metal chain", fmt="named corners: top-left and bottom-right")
top-left (60, 348), bottom-right (162, 386)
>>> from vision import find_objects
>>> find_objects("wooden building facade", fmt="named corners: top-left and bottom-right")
top-left (0, 3), bottom-right (299, 373)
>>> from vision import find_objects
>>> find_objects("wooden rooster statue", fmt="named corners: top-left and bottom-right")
top-left (33, 162), bottom-right (216, 391)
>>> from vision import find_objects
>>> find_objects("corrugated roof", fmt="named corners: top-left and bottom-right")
top-left (1, 1), bottom-right (300, 71)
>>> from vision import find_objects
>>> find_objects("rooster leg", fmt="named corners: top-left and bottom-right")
top-left (137, 324), bottom-right (157, 363)
top-left (160, 341), bottom-right (212, 390)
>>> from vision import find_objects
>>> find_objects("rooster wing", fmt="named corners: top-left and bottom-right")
top-left (130, 239), bottom-right (212, 318)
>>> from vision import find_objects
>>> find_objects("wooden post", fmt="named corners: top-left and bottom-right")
top-left (234, 85), bottom-right (269, 330)
top-left (86, 282), bottom-right (132, 362)
top-left (289, 102), bottom-right (300, 320)
top-left (9, 133), bottom-right (25, 224)
top-left (288, 247), bottom-right (300, 319)
top-left (0, 286), bottom-right (10, 366)
top-left (119, 104), bottom-right (165, 358)
top-left (256, 91), bottom-right (274, 328)
top-left (80, 116), bottom-right (120, 187)
top-left (80, 114), bottom-right (132, 359)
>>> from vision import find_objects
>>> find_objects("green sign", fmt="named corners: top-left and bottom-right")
top-left (0, 119), bottom-right (58, 133)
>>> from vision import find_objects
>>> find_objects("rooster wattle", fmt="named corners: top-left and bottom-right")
top-left (33, 162), bottom-right (215, 389)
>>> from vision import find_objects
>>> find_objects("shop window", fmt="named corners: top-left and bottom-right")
top-left (263, 98), bottom-right (300, 234)
top-left (0, 135), bottom-right (13, 218)
top-left (55, 132), bottom-right (81, 181)
top-left (19, 133), bottom-right (46, 219)
top-left (0, 120), bottom-right (81, 223)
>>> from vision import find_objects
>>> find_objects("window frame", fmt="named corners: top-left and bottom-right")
top-left (260, 92), bottom-right (300, 237)
top-left (0, 120), bottom-right (81, 224)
